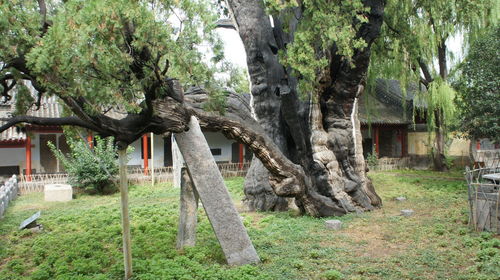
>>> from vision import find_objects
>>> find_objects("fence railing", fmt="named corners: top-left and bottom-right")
top-left (464, 166), bottom-right (500, 234)
top-left (0, 175), bottom-right (19, 219)
top-left (367, 157), bottom-right (411, 171)
top-left (18, 162), bottom-right (250, 194)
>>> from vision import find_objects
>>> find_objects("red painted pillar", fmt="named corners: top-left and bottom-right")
top-left (476, 139), bottom-right (481, 150)
top-left (142, 134), bottom-right (149, 175)
top-left (375, 126), bottom-right (380, 158)
top-left (25, 135), bottom-right (32, 181)
top-left (239, 143), bottom-right (244, 170)
top-left (87, 132), bottom-right (93, 148)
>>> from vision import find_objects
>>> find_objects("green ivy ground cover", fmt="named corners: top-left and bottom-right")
top-left (0, 172), bottom-right (498, 279)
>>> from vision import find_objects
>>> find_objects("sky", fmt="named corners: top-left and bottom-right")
top-left (216, 25), bottom-right (466, 77)
top-left (216, 29), bottom-right (248, 69)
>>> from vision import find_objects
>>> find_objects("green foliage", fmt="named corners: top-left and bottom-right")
top-left (369, 0), bottom-right (498, 137)
top-left (366, 152), bottom-right (378, 167)
top-left (1, 0), bottom-right (242, 116)
top-left (454, 26), bottom-right (500, 142)
top-left (322, 269), bottom-right (344, 280)
top-left (1, 172), bottom-right (499, 279)
top-left (414, 77), bottom-right (457, 131)
top-left (48, 136), bottom-right (119, 194)
top-left (265, 0), bottom-right (369, 94)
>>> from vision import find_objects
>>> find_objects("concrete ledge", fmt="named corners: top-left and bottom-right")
top-left (44, 184), bottom-right (73, 202)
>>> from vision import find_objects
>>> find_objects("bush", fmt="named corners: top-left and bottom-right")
top-left (49, 136), bottom-right (119, 194)
top-left (366, 153), bottom-right (378, 167)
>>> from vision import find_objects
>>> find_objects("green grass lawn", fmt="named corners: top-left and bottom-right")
top-left (0, 171), bottom-right (499, 280)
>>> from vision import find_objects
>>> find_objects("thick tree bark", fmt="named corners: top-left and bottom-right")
top-left (226, 0), bottom-right (383, 213)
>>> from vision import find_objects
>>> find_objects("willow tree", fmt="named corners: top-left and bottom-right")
top-left (368, 0), bottom-right (498, 171)
top-left (1, 0), bottom-right (383, 217)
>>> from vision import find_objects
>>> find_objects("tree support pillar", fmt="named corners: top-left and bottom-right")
top-left (118, 148), bottom-right (133, 279)
top-left (176, 167), bottom-right (199, 249)
top-left (175, 116), bottom-right (260, 265)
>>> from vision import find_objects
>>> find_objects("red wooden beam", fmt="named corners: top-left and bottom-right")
top-left (0, 142), bottom-right (25, 148)
top-left (25, 135), bottom-right (32, 181)
top-left (239, 143), bottom-right (244, 170)
top-left (374, 126), bottom-right (380, 158)
top-left (142, 134), bottom-right (149, 175)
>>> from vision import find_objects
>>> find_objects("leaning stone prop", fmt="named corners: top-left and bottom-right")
top-left (176, 167), bottom-right (199, 249)
top-left (175, 116), bottom-right (260, 265)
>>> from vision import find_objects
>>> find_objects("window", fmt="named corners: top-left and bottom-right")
top-left (210, 148), bottom-right (222, 156)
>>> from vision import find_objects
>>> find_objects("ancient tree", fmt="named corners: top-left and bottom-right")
top-left (220, 0), bottom-right (384, 213)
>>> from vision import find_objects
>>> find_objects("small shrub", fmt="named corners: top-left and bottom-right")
top-left (322, 269), bottom-right (344, 280)
top-left (366, 153), bottom-right (378, 167)
top-left (49, 136), bottom-right (119, 194)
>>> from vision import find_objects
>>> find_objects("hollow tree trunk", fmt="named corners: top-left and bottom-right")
top-left (226, 0), bottom-right (384, 214)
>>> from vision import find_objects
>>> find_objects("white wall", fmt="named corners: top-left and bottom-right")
top-left (204, 132), bottom-right (233, 163)
top-left (0, 147), bottom-right (25, 167)
top-left (127, 135), bottom-right (164, 168)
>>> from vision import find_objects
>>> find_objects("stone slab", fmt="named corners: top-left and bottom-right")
top-left (395, 196), bottom-right (406, 202)
top-left (19, 211), bottom-right (41, 230)
top-left (175, 116), bottom-right (260, 265)
top-left (401, 209), bottom-right (414, 217)
top-left (44, 184), bottom-right (73, 202)
top-left (325, 219), bottom-right (342, 230)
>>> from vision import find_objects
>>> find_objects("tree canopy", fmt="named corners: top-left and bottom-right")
top-left (454, 26), bottom-right (500, 143)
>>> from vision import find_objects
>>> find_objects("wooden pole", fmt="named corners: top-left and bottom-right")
top-left (25, 135), bottom-right (31, 182)
top-left (151, 133), bottom-right (154, 186)
top-left (118, 148), bottom-right (133, 279)
top-left (375, 126), bottom-right (380, 158)
top-left (142, 134), bottom-right (149, 175)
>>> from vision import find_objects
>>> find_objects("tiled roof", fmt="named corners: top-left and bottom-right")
top-left (359, 79), bottom-right (420, 125)
top-left (0, 96), bottom-right (62, 142)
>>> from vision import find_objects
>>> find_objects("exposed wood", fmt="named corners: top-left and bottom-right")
top-left (118, 148), bottom-right (133, 279)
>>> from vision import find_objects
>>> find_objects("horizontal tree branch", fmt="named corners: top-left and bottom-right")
top-left (0, 115), bottom-right (101, 133)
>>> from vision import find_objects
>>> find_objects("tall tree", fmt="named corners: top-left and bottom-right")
top-left (454, 26), bottom-right (500, 144)
top-left (0, 0), bottom-right (383, 217)
top-left (368, 0), bottom-right (498, 171)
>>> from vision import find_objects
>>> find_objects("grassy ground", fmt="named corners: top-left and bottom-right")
top-left (0, 170), bottom-right (499, 280)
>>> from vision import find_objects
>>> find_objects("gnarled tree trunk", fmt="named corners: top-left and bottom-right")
top-left (226, 0), bottom-right (384, 214)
